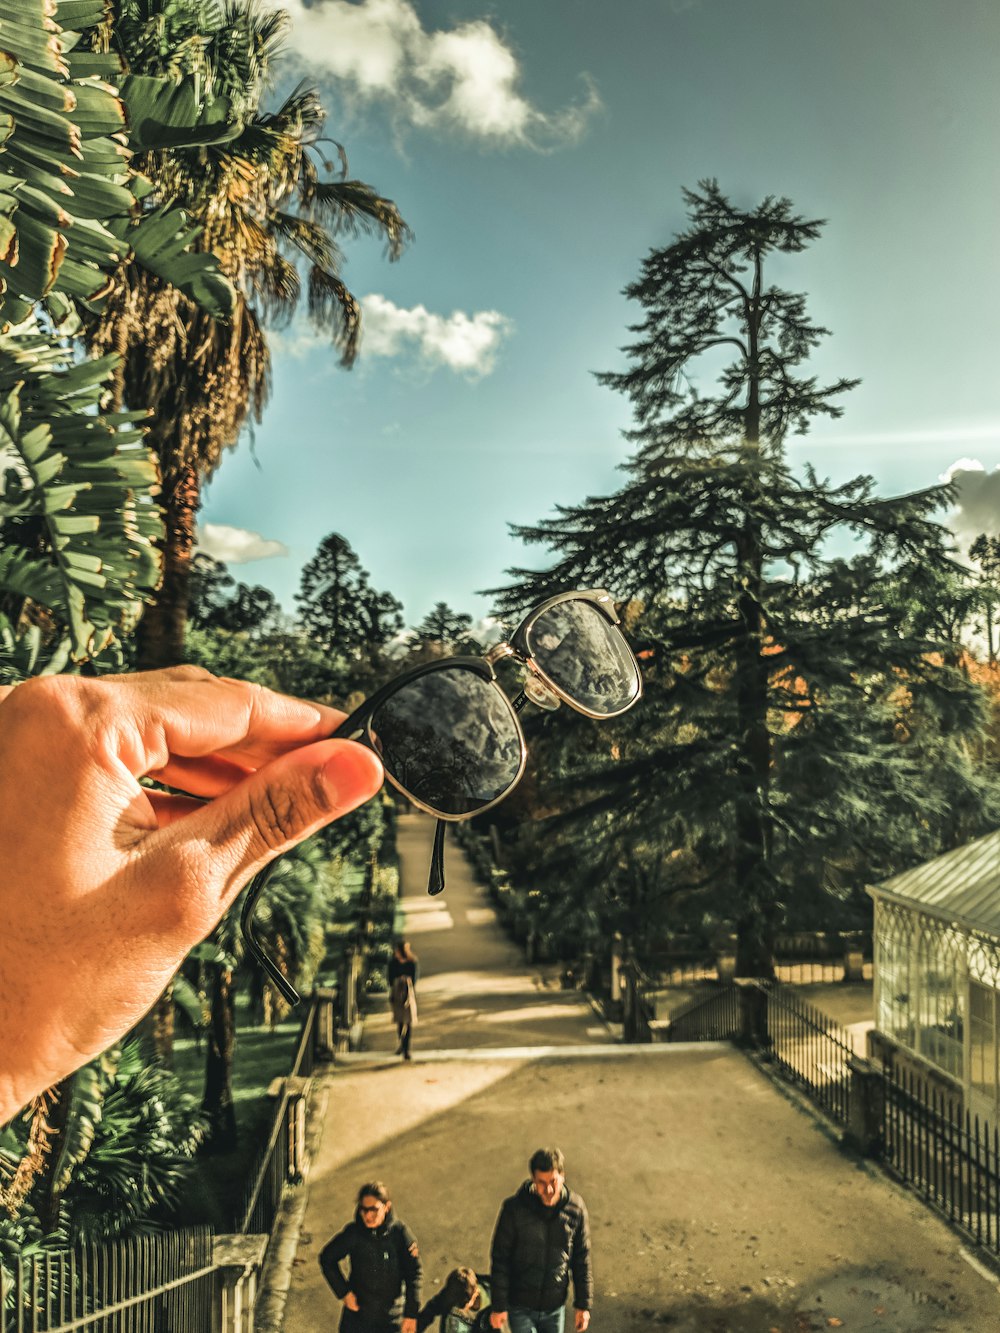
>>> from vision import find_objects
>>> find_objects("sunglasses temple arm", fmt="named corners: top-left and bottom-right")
top-left (427, 818), bottom-right (447, 895)
top-left (424, 691), bottom-right (526, 897)
top-left (241, 862), bottom-right (302, 1006)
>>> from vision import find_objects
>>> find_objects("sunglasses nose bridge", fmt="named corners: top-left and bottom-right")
top-left (484, 639), bottom-right (517, 667)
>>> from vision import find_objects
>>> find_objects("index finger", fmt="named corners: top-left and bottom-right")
top-left (105, 670), bottom-right (345, 775)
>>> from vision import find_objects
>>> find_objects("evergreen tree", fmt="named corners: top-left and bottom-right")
top-left (295, 533), bottom-right (403, 692)
top-left (188, 553), bottom-right (279, 636)
top-left (970, 534), bottom-right (1000, 663)
top-left (408, 602), bottom-right (481, 659)
top-left (490, 182), bottom-right (995, 977)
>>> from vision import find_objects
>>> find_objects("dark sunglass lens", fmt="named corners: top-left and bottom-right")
top-left (526, 600), bottom-right (640, 714)
top-left (369, 668), bottom-right (523, 816)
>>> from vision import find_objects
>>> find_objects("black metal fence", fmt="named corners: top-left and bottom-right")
top-left (666, 983), bottom-right (1000, 1267)
top-left (1, 992), bottom-right (330, 1331)
top-left (290, 994), bottom-right (318, 1079)
top-left (759, 982), bottom-right (854, 1127)
top-left (882, 1062), bottom-right (1000, 1259)
top-left (238, 1088), bottom-right (300, 1238)
top-left (237, 994), bottom-right (318, 1235)
top-left (0, 1227), bottom-right (214, 1333)
top-left (666, 985), bottom-right (742, 1043)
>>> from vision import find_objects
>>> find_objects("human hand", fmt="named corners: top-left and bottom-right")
top-left (489, 1314), bottom-right (508, 1330)
top-left (401, 1319), bottom-right (417, 1333)
top-left (575, 1311), bottom-right (591, 1331)
top-left (0, 668), bottom-right (383, 1124)
top-left (344, 1291), bottom-right (360, 1312)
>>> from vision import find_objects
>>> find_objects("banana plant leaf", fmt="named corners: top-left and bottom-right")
top-left (121, 72), bottom-right (240, 150)
top-left (0, 0), bottom-right (236, 326)
top-left (0, 328), bottom-right (164, 665)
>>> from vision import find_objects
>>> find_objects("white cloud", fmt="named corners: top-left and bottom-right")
top-left (360, 294), bottom-right (511, 376)
top-left (275, 0), bottom-right (600, 148)
top-left (939, 457), bottom-right (1000, 552)
top-left (196, 523), bottom-right (289, 565)
top-left (266, 325), bottom-right (330, 361)
top-left (268, 299), bottom-right (512, 376)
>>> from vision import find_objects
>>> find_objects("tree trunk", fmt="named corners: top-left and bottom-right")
top-left (137, 460), bottom-right (201, 669)
top-left (732, 526), bottom-right (777, 981)
top-left (202, 966), bottom-right (238, 1152)
top-left (734, 275), bottom-right (777, 981)
top-left (136, 981), bottom-right (175, 1068)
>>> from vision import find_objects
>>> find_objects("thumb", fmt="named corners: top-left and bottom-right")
top-left (151, 739), bottom-right (384, 930)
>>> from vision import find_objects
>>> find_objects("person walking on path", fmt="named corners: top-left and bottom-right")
top-left (319, 1180), bottom-right (423, 1333)
top-left (488, 1148), bottom-right (592, 1333)
top-left (389, 939), bottom-right (419, 1060)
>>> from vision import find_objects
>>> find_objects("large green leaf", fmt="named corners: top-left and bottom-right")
top-left (121, 72), bottom-right (240, 150)
top-left (0, 0), bottom-right (235, 326)
top-left (0, 326), bottom-right (164, 665)
top-left (109, 203), bottom-right (235, 319)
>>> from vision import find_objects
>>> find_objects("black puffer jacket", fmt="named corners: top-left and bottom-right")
top-left (417, 1273), bottom-right (491, 1331)
top-left (489, 1182), bottom-right (592, 1314)
top-left (320, 1206), bottom-right (423, 1322)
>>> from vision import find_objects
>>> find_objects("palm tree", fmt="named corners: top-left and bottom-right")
top-left (200, 841), bottom-right (330, 1149)
top-left (88, 0), bottom-right (411, 667)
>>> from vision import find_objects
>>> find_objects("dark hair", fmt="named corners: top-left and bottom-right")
top-left (442, 1267), bottom-right (479, 1308)
top-left (356, 1180), bottom-right (390, 1206)
top-left (529, 1147), bottom-right (565, 1175)
top-left (394, 939), bottom-right (417, 962)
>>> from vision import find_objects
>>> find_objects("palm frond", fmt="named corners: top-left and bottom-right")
top-left (307, 264), bottom-right (360, 366)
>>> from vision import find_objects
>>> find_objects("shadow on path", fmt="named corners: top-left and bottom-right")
top-left (275, 815), bottom-right (999, 1332)
top-left (363, 812), bottom-right (609, 1054)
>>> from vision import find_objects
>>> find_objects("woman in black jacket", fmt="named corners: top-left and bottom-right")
top-left (320, 1180), bottom-right (423, 1332)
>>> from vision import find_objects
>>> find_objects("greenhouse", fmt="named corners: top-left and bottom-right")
top-left (869, 827), bottom-right (1000, 1126)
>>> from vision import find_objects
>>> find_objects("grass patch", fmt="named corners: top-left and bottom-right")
top-left (168, 998), bottom-right (303, 1231)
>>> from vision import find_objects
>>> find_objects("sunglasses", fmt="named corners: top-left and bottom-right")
top-left (241, 589), bottom-right (642, 1004)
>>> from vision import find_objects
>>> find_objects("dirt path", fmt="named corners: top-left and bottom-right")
top-left (278, 816), bottom-right (1000, 1331)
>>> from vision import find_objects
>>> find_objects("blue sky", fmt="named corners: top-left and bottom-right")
top-left (198, 0), bottom-right (1000, 628)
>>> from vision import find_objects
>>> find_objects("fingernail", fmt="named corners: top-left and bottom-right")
top-left (322, 740), bottom-right (384, 801)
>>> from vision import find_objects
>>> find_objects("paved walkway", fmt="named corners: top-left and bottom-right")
top-left (276, 815), bottom-right (1000, 1332)
top-left (360, 813), bottom-right (609, 1055)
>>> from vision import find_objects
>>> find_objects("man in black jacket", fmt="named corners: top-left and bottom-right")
top-left (320, 1180), bottom-right (423, 1332)
top-left (488, 1148), bottom-right (592, 1333)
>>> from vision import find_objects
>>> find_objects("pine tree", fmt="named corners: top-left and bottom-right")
top-left (408, 602), bottom-right (480, 659)
top-left (295, 532), bottom-right (403, 693)
top-left (490, 182), bottom-right (995, 977)
top-left (970, 534), bottom-right (1000, 663)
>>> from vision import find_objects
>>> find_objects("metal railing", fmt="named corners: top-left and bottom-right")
top-left (666, 985), bottom-right (741, 1042)
top-left (1, 1228), bottom-right (214, 1333)
top-left (237, 992), bottom-right (320, 1236)
top-left (1, 993), bottom-right (333, 1330)
top-left (758, 981), bottom-right (854, 1127)
top-left (289, 997), bottom-right (318, 1079)
top-left (238, 1088), bottom-right (299, 1238)
top-left (882, 1062), bottom-right (1000, 1258)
